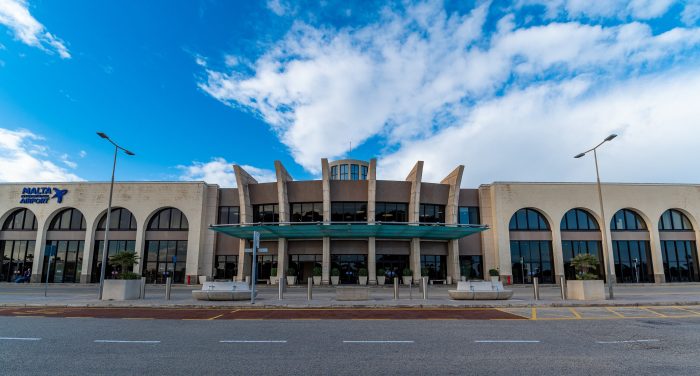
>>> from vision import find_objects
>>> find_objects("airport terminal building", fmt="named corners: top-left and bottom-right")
top-left (1, 158), bottom-right (699, 286)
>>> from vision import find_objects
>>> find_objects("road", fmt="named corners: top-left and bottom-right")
top-left (1, 315), bottom-right (699, 375)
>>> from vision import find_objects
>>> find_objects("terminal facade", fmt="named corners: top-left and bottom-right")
top-left (1, 158), bottom-right (699, 285)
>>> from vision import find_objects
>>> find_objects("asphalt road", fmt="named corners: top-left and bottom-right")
top-left (1, 316), bottom-right (699, 375)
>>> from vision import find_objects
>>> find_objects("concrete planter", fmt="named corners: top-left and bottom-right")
top-left (446, 276), bottom-right (452, 285)
top-left (377, 276), bottom-right (386, 285)
top-left (286, 276), bottom-right (297, 286)
top-left (566, 280), bottom-right (605, 300)
top-left (198, 276), bottom-right (207, 284)
top-left (331, 276), bottom-right (340, 285)
top-left (402, 276), bottom-right (412, 285)
top-left (269, 276), bottom-right (278, 285)
top-left (490, 276), bottom-right (499, 283)
top-left (359, 276), bottom-right (368, 285)
top-left (102, 279), bottom-right (141, 301)
top-left (313, 276), bottom-right (321, 285)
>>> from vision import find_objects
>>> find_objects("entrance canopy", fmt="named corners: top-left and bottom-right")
top-left (210, 222), bottom-right (488, 241)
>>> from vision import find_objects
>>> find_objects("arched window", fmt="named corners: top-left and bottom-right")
top-left (2, 208), bottom-right (37, 230)
top-left (659, 209), bottom-right (693, 231)
top-left (560, 209), bottom-right (599, 231)
top-left (509, 208), bottom-right (549, 231)
top-left (147, 208), bottom-right (188, 230)
top-left (49, 208), bottom-right (86, 231)
top-left (610, 209), bottom-right (646, 231)
top-left (97, 208), bottom-right (136, 230)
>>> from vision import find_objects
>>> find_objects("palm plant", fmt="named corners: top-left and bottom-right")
top-left (109, 251), bottom-right (140, 280)
top-left (570, 253), bottom-right (599, 280)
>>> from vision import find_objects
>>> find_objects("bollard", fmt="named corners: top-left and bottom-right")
top-left (307, 277), bottom-right (313, 301)
top-left (245, 276), bottom-right (251, 287)
top-left (533, 277), bottom-right (540, 300)
top-left (422, 276), bottom-right (428, 300)
top-left (140, 277), bottom-right (146, 299)
top-left (560, 276), bottom-right (566, 300)
top-left (409, 279), bottom-right (413, 300)
top-left (165, 277), bottom-right (172, 300)
top-left (278, 276), bottom-right (284, 300)
top-left (393, 277), bottom-right (399, 300)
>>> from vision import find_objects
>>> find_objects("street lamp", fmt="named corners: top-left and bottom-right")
top-left (574, 133), bottom-right (617, 299)
top-left (97, 132), bottom-right (135, 300)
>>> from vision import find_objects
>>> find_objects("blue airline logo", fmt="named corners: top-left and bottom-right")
top-left (19, 187), bottom-right (69, 204)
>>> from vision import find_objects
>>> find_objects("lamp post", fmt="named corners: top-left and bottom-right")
top-left (97, 132), bottom-right (135, 300)
top-left (574, 134), bottom-right (617, 299)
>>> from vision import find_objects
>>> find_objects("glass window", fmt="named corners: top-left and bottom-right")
top-left (253, 204), bottom-right (279, 223)
top-left (350, 164), bottom-right (359, 180)
top-left (509, 208), bottom-right (549, 231)
top-left (42, 240), bottom-right (84, 283)
top-left (330, 165), bottom-right (338, 180)
top-left (419, 204), bottom-right (445, 223)
top-left (217, 206), bottom-right (240, 224)
top-left (510, 240), bottom-right (554, 284)
top-left (49, 209), bottom-right (85, 231)
top-left (148, 208), bottom-right (189, 230)
top-left (142, 240), bottom-right (187, 283)
top-left (420, 255), bottom-right (446, 280)
top-left (2, 208), bottom-right (37, 230)
top-left (561, 209), bottom-right (599, 231)
top-left (97, 208), bottom-right (136, 230)
top-left (339, 164), bottom-right (348, 180)
top-left (360, 165), bottom-right (368, 180)
top-left (330, 202), bottom-right (367, 223)
top-left (611, 209), bottom-right (646, 231)
top-left (375, 202), bottom-right (408, 222)
top-left (290, 202), bottom-right (322, 222)
top-left (612, 240), bottom-right (654, 283)
top-left (458, 207), bottom-right (480, 224)
top-left (659, 209), bottom-right (693, 231)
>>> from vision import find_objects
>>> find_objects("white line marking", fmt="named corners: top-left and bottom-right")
top-left (596, 339), bottom-right (659, 344)
top-left (474, 340), bottom-right (540, 343)
top-left (219, 340), bottom-right (287, 343)
top-left (343, 340), bottom-right (414, 343)
top-left (0, 337), bottom-right (41, 341)
top-left (94, 340), bottom-right (160, 344)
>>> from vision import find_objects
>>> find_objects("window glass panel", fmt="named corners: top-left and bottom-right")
top-left (576, 210), bottom-right (590, 230)
top-left (12, 210), bottom-right (25, 230)
top-left (170, 209), bottom-right (182, 229)
top-left (60, 210), bottom-right (72, 230)
top-left (158, 209), bottom-right (171, 229)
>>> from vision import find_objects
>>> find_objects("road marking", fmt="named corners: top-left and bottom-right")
top-left (568, 307), bottom-right (582, 319)
top-left (531, 307), bottom-right (537, 320)
top-left (605, 307), bottom-right (625, 318)
top-left (639, 307), bottom-right (666, 317)
top-left (0, 337), bottom-right (41, 341)
top-left (220, 340), bottom-right (287, 343)
top-left (343, 340), bottom-right (414, 344)
top-left (208, 314), bottom-right (224, 320)
top-left (94, 340), bottom-right (160, 344)
top-left (596, 339), bottom-right (659, 344)
top-left (474, 340), bottom-right (540, 343)
top-left (121, 318), bottom-right (154, 320)
top-left (672, 306), bottom-right (700, 316)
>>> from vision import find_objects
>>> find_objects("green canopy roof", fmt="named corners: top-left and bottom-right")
top-left (209, 222), bottom-right (488, 241)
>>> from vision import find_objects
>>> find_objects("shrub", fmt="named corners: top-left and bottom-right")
top-left (286, 267), bottom-right (296, 276)
top-left (402, 268), bottom-right (412, 277)
top-left (109, 251), bottom-right (140, 279)
top-left (488, 268), bottom-right (500, 277)
top-left (571, 254), bottom-right (600, 280)
top-left (358, 268), bottom-right (368, 277)
top-left (421, 267), bottom-right (429, 276)
top-left (271, 267), bottom-right (277, 276)
top-left (312, 266), bottom-right (322, 276)
top-left (120, 271), bottom-right (140, 280)
top-left (331, 268), bottom-right (340, 276)
top-left (377, 268), bottom-right (385, 276)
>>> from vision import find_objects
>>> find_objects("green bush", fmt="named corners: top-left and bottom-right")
top-left (271, 267), bottom-right (277, 276)
top-left (377, 268), bottom-right (385, 276)
top-left (421, 267), bottom-right (429, 276)
top-left (312, 266), bottom-right (322, 276)
top-left (488, 268), bottom-right (500, 277)
top-left (109, 251), bottom-right (140, 280)
top-left (358, 268), bottom-right (368, 277)
top-left (571, 254), bottom-right (600, 280)
top-left (120, 271), bottom-right (140, 280)
top-left (286, 267), bottom-right (296, 276)
top-left (331, 268), bottom-right (340, 276)
top-left (402, 268), bottom-right (412, 277)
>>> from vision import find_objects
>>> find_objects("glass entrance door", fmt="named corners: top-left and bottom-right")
top-left (289, 254), bottom-right (321, 282)
top-left (613, 240), bottom-right (654, 283)
top-left (376, 254), bottom-right (408, 281)
top-left (331, 255), bottom-right (367, 284)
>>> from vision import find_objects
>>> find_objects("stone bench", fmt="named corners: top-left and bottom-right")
top-left (448, 281), bottom-right (513, 300)
top-left (192, 281), bottom-right (256, 301)
top-left (335, 287), bottom-right (370, 301)
top-left (430, 279), bottom-right (446, 285)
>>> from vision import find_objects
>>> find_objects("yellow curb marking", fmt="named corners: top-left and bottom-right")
top-left (568, 308), bottom-right (582, 319)
top-left (605, 307), bottom-right (626, 318)
top-left (531, 307), bottom-right (537, 320)
top-left (672, 306), bottom-right (700, 316)
top-left (122, 318), bottom-right (154, 320)
top-left (208, 314), bottom-right (224, 320)
top-left (639, 307), bottom-right (666, 317)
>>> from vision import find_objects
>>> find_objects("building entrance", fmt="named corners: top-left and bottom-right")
top-left (376, 254), bottom-right (408, 281)
top-left (289, 254), bottom-right (322, 282)
top-left (331, 254), bottom-right (367, 284)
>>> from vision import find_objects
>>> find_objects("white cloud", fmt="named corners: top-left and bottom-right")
top-left (78, 150), bottom-right (87, 158)
top-left (177, 157), bottom-right (276, 187)
top-left (519, 0), bottom-right (677, 20)
top-left (682, 1), bottom-right (700, 25)
top-left (59, 153), bottom-right (77, 169)
top-left (200, 2), bottom-right (700, 178)
top-left (267, 0), bottom-right (294, 16)
top-left (0, 128), bottom-right (82, 182)
top-left (0, 0), bottom-right (70, 58)
top-left (378, 69), bottom-right (700, 186)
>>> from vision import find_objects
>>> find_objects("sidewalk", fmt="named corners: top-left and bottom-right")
top-left (2, 282), bottom-right (700, 308)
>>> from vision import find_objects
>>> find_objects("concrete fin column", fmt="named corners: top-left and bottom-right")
top-left (275, 160), bottom-right (293, 279)
top-left (551, 226), bottom-right (565, 285)
top-left (132, 222), bottom-right (147, 276)
top-left (649, 226), bottom-right (666, 283)
top-left (197, 184), bottom-right (219, 282)
top-left (80, 220), bottom-right (97, 283)
top-left (30, 220), bottom-right (48, 283)
top-left (233, 164), bottom-right (258, 282)
top-left (406, 161), bottom-right (423, 283)
top-left (367, 158), bottom-right (377, 284)
top-left (321, 158), bottom-right (331, 284)
top-left (441, 165), bottom-right (464, 282)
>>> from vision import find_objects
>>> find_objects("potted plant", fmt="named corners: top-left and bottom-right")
top-left (377, 268), bottom-right (386, 285)
top-left (358, 268), bottom-right (368, 285)
top-left (402, 268), bottom-right (413, 285)
top-left (286, 267), bottom-right (296, 286)
top-left (331, 268), bottom-right (340, 285)
top-left (566, 254), bottom-right (605, 300)
top-left (312, 266), bottom-right (322, 285)
top-left (488, 268), bottom-right (500, 283)
top-left (102, 251), bottom-right (141, 301)
top-left (269, 267), bottom-right (278, 285)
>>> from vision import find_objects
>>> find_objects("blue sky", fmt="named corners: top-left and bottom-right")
top-left (1, 0), bottom-right (700, 187)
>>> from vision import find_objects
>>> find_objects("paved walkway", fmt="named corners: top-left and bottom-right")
top-left (1, 282), bottom-right (700, 308)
